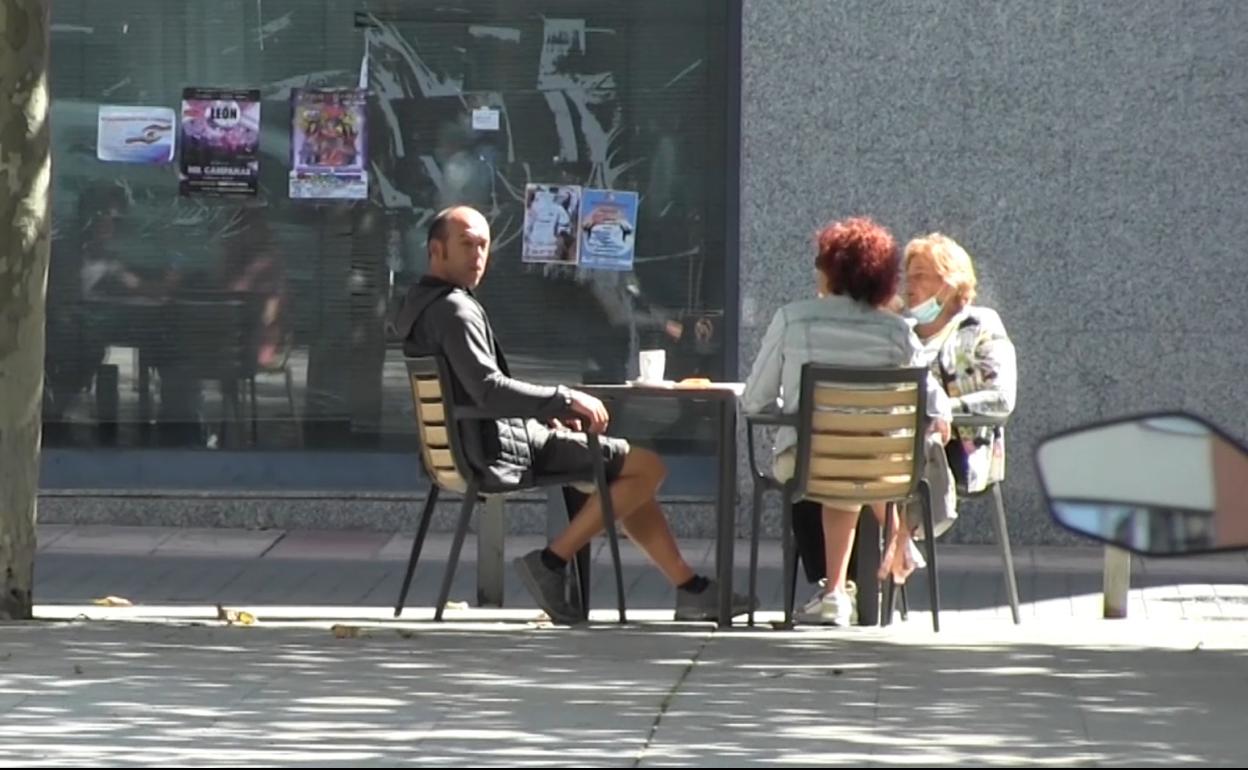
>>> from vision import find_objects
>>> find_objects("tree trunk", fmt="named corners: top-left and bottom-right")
top-left (0, 0), bottom-right (52, 621)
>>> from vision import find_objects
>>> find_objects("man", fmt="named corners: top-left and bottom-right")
top-left (395, 206), bottom-right (751, 624)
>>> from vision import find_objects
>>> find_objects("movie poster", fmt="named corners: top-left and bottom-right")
top-left (179, 87), bottom-right (261, 196)
top-left (578, 189), bottom-right (639, 271)
top-left (290, 88), bottom-right (369, 200)
top-left (522, 183), bottom-right (581, 263)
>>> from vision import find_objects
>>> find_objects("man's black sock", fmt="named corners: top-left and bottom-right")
top-left (541, 548), bottom-right (568, 571)
top-left (678, 575), bottom-right (710, 593)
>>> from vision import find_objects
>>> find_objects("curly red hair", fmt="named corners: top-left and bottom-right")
top-left (815, 216), bottom-right (899, 308)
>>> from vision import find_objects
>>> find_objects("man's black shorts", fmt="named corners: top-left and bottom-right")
top-left (531, 426), bottom-right (631, 484)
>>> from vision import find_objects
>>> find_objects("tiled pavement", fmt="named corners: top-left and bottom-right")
top-left (5, 524), bottom-right (1247, 766)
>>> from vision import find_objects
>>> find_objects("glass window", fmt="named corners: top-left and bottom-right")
top-left (44, 0), bottom-right (735, 493)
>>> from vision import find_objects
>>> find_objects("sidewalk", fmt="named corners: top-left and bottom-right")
top-left (32, 523), bottom-right (1248, 621)
top-left (4, 524), bottom-right (1248, 766)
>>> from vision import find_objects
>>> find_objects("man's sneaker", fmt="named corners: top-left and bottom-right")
top-left (796, 581), bottom-right (857, 626)
top-left (673, 579), bottom-right (758, 622)
top-left (514, 550), bottom-right (582, 625)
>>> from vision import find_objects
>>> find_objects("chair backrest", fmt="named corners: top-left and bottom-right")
top-left (405, 356), bottom-right (472, 494)
top-left (791, 364), bottom-right (928, 507)
top-left (171, 291), bottom-right (266, 379)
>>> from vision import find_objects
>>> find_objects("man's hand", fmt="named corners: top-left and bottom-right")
top-left (568, 389), bottom-right (610, 434)
top-left (930, 418), bottom-right (951, 445)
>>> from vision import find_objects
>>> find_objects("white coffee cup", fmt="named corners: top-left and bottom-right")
top-left (638, 349), bottom-right (667, 383)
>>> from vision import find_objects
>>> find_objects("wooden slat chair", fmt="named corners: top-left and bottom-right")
top-left (746, 364), bottom-right (942, 632)
top-left (746, 417), bottom-right (888, 628)
top-left (393, 356), bottom-right (627, 622)
top-left (947, 413), bottom-right (1022, 625)
top-left (889, 414), bottom-right (1021, 626)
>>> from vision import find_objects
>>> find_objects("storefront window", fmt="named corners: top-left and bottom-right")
top-left (43, 0), bottom-right (735, 491)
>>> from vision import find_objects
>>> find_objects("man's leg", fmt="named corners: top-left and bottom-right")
top-left (614, 499), bottom-right (695, 586)
top-left (547, 447), bottom-right (694, 586)
top-left (520, 437), bottom-right (752, 622)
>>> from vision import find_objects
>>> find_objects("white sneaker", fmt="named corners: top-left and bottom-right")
top-left (799, 579), bottom-right (827, 617)
top-left (797, 580), bottom-right (857, 626)
top-left (907, 540), bottom-right (927, 570)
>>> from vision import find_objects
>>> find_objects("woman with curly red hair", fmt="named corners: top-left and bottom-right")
top-left (742, 216), bottom-right (951, 626)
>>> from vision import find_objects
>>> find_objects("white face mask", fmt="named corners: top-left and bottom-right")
top-left (907, 294), bottom-right (943, 324)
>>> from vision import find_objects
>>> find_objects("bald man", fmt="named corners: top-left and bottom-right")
top-left (395, 206), bottom-right (752, 625)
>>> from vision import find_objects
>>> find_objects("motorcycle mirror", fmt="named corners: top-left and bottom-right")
top-left (1034, 412), bottom-right (1248, 556)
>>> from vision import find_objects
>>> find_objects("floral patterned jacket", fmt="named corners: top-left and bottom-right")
top-left (921, 305), bottom-right (1017, 493)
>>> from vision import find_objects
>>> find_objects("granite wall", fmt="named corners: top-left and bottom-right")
top-left (739, 1), bottom-right (1248, 543)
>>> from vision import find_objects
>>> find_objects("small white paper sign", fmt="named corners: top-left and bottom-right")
top-left (472, 107), bottom-right (500, 131)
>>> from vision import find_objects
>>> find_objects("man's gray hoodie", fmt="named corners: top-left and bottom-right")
top-left (394, 276), bottom-right (574, 489)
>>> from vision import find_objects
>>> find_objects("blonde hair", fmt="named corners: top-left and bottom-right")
top-left (904, 233), bottom-right (978, 306)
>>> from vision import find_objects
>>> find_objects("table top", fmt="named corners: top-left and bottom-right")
top-left (581, 381), bottom-right (745, 399)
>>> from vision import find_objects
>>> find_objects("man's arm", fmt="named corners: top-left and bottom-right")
top-left (432, 296), bottom-right (573, 420)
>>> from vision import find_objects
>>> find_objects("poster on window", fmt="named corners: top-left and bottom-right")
top-left (578, 189), bottom-right (638, 271)
top-left (522, 183), bottom-right (580, 263)
top-left (96, 105), bottom-right (176, 164)
top-left (289, 88), bottom-right (369, 200)
top-left (179, 87), bottom-right (261, 196)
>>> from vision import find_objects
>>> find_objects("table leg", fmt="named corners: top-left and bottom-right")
top-left (716, 399), bottom-right (738, 628)
top-left (477, 495), bottom-right (505, 607)
top-left (138, 350), bottom-right (152, 438)
top-left (854, 509), bottom-right (881, 626)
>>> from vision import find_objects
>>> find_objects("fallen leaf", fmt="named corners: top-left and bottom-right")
top-left (73, 664), bottom-right (84, 675)
top-left (216, 605), bottom-right (258, 626)
top-left (92, 596), bottom-right (133, 607)
top-left (331, 624), bottom-right (361, 639)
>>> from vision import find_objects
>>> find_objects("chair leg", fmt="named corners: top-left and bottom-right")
top-left (569, 544), bottom-right (589, 620)
top-left (854, 506), bottom-right (881, 626)
top-left (573, 526), bottom-right (593, 621)
top-left (394, 486), bottom-right (439, 617)
top-left (434, 483), bottom-right (478, 622)
top-left (284, 365), bottom-right (303, 447)
top-left (781, 495), bottom-right (798, 628)
top-left (918, 480), bottom-right (940, 632)
top-left (554, 491), bottom-right (593, 621)
top-left (990, 482), bottom-right (1023, 625)
top-left (249, 377), bottom-right (258, 446)
top-left (748, 480), bottom-right (765, 627)
top-left (881, 504), bottom-right (896, 627)
top-left (220, 380), bottom-right (238, 448)
top-left (590, 436), bottom-right (626, 624)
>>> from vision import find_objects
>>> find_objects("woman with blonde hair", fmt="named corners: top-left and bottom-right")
top-left (898, 233), bottom-right (1017, 563)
